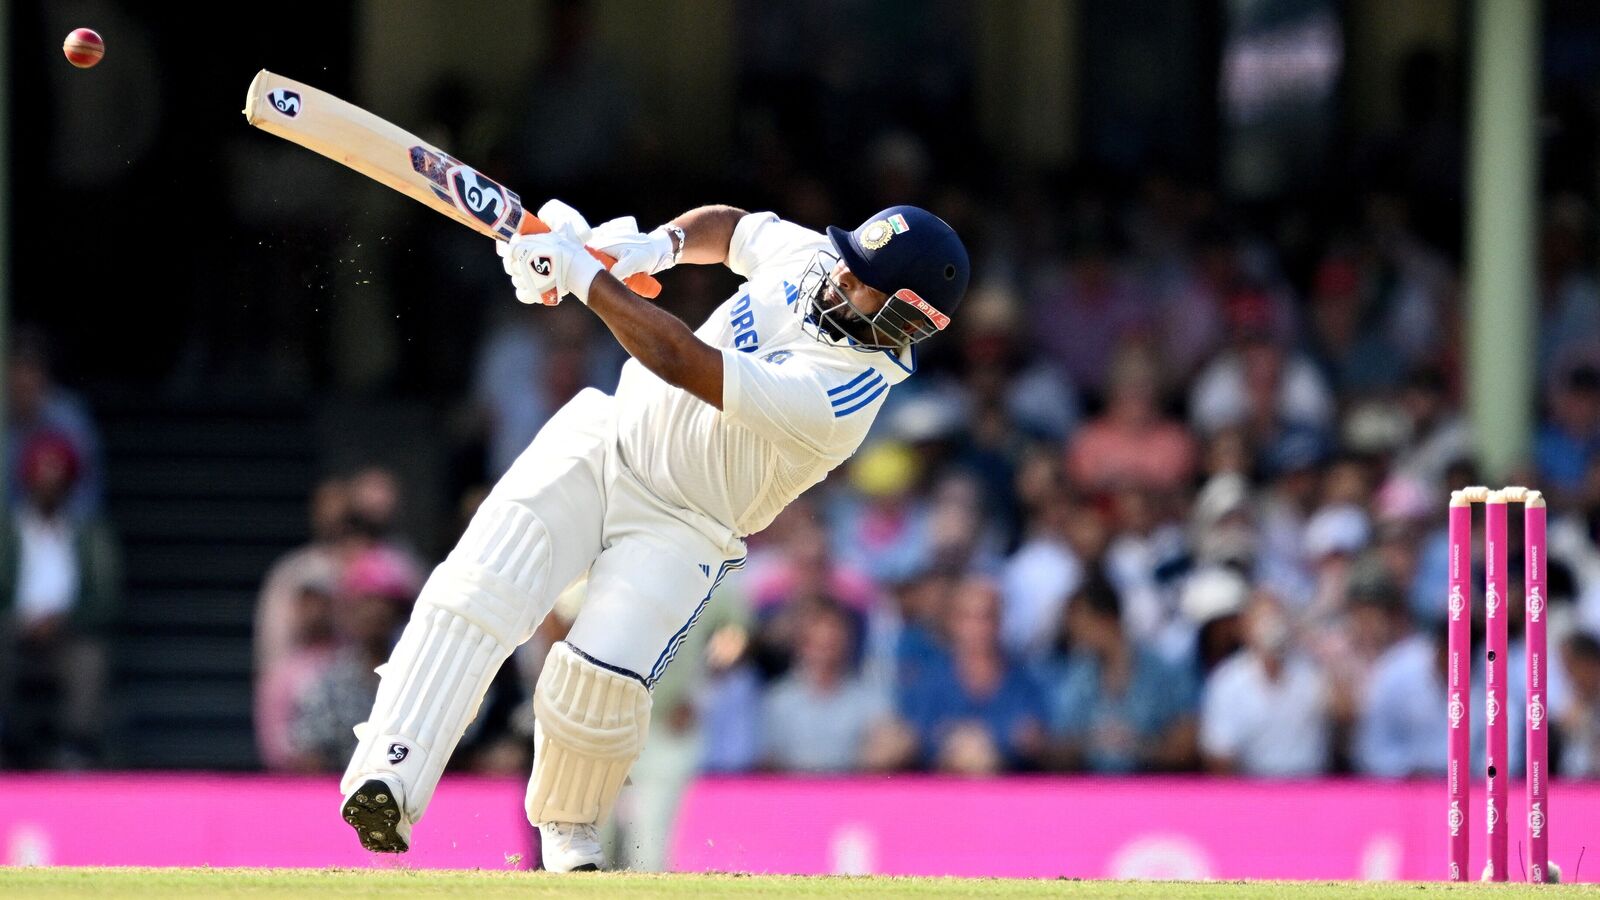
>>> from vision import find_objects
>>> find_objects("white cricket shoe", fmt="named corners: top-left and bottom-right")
top-left (341, 774), bottom-right (412, 853)
top-left (538, 821), bottom-right (603, 872)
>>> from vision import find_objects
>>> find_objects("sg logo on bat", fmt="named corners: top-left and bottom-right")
top-left (267, 88), bottom-right (301, 118)
top-left (447, 165), bottom-right (512, 230)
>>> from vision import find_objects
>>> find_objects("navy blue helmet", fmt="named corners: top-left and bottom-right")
top-left (817, 205), bottom-right (970, 349)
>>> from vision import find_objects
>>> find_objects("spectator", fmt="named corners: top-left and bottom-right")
top-left (1391, 366), bottom-right (1471, 486)
top-left (256, 575), bottom-right (339, 770)
top-left (288, 546), bottom-right (419, 771)
top-left (1299, 502), bottom-right (1372, 614)
top-left (957, 285), bottom-right (1080, 442)
top-left (761, 603), bottom-right (886, 772)
top-left (1303, 253), bottom-right (1405, 394)
top-left (1538, 196), bottom-right (1600, 382)
top-left (1253, 427), bottom-right (1331, 603)
top-left (5, 328), bottom-right (103, 520)
top-left (0, 432), bottom-right (120, 767)
top-left (1536, 364), bottom-right (1600, 500)
top-left (999, 485), bottom-right (1080, 661)
top-left (1189, 297), bottom-right (1335, 441)
top-left (1177, 564), bottom-right (1250, 674)
top-left (1102, 486), bottom-right (1189, 647)
top-left (831, 441), bottom-right (930, 586)
top-left (255, 477), bottom-right (351, 708)
top-left (1314, 576), bottom-right (1408, 768)
top-left (746, 500), bottom-right (877, 680)
top-left (1028, 216), bottom-right (1148, 397)
top-left (1042, 579), bottom-right (1198, 773)
top-left (1557, 631), bottom-right (1600, 777)
top-left (1200, 591), bottom-right (1331, 776)
top-left (895, 578), bottom-right (1047, 774)
top-left (1356, 623), bottom-right (1447, 777)
top-left (1065, 344), bottom-right (1197, 494)
top-left (472, 303), bottom-right (620, 479)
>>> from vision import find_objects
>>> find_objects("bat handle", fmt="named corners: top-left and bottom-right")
top-left (517, 215), bottom-right (663, 299)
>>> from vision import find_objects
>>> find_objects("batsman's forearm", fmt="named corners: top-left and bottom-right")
top-left (668, 205), bottom-right (747, 266)
top-left (585, 272), bottom-right (724, 408)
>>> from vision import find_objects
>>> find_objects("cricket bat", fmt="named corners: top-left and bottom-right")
top-left (242, 69), bottom-right (661, 298)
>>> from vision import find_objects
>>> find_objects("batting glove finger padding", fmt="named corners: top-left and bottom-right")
top-left (501, 227), bottom-right (605, 306)
top-left (535, 198), bottom-right (593, 244)
top-left (588, 225), bottom-right (675, 281)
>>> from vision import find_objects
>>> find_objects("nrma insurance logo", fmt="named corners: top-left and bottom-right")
top-left (1448, 800), bottom-right (1464, 837)
top-left (1448, 692), bottom-right (1465, 730)
top-left (1448, 584), bottom-right (1465, 620)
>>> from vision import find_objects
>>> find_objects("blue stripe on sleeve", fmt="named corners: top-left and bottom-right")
top-left (833, 380), bottom-right (889, 417)
top-left (826, 369), bottom-right (875, 397)
top-left (828, 372), bottom-right (884, 408)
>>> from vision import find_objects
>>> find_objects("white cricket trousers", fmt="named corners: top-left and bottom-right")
top-left (340, 387), bottom-right (744, 822)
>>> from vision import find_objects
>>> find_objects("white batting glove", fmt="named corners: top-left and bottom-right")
top-left (589, 220), bottom-right (677, 281)
top-left (535, 199), bottom-right (592, 243)
top-left (497, 226), bottom-right (605, 306)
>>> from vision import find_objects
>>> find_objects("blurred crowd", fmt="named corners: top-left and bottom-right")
top-left (0, 330), bottom-right (118, 768)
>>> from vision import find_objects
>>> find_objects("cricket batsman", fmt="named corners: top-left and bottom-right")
top-left (338, 200), bottom-right (969, 871)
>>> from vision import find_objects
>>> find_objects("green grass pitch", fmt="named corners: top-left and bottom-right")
top-left (1, 869), bottom-right (1597, 898)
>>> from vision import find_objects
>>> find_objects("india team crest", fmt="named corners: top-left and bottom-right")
top-left (860, 220), bottom-right (894, 250)
top-left (859, 213), bottom-right (910, 251)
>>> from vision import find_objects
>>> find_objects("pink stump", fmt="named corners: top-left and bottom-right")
top-left (1447, 498), bottom-right (1471, 881)
top-left (1526, 498), bottom-right (1549, 882)
top-left (1484, 497), bottom-right (1509, 881)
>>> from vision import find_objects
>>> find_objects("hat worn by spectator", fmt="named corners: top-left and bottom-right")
top-left (851, 440), bottom-right (921, 498)
top-left (1303, 504), bottom-right (1371, 559)
top-left (1182, 566), bottom-right (1250, 625)
top-left (1193, 473), bottom-right (1252, 528)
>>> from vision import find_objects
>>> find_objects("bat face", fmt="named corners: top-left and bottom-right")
top-left (244, 69), bottom-right (525, 240)
top-left (243, 69), bottom-right (661, 297)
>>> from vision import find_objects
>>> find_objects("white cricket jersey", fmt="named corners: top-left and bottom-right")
top-left (613, 211), bottom-right (914, 540)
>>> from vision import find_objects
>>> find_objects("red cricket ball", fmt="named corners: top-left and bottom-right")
top-left (63, 28), bottom-right (104, 68)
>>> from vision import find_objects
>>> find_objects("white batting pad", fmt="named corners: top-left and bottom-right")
top-left (525, 641), bottom-right (652, 825)
top-left (341, 501), bottom-right (558, 821)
